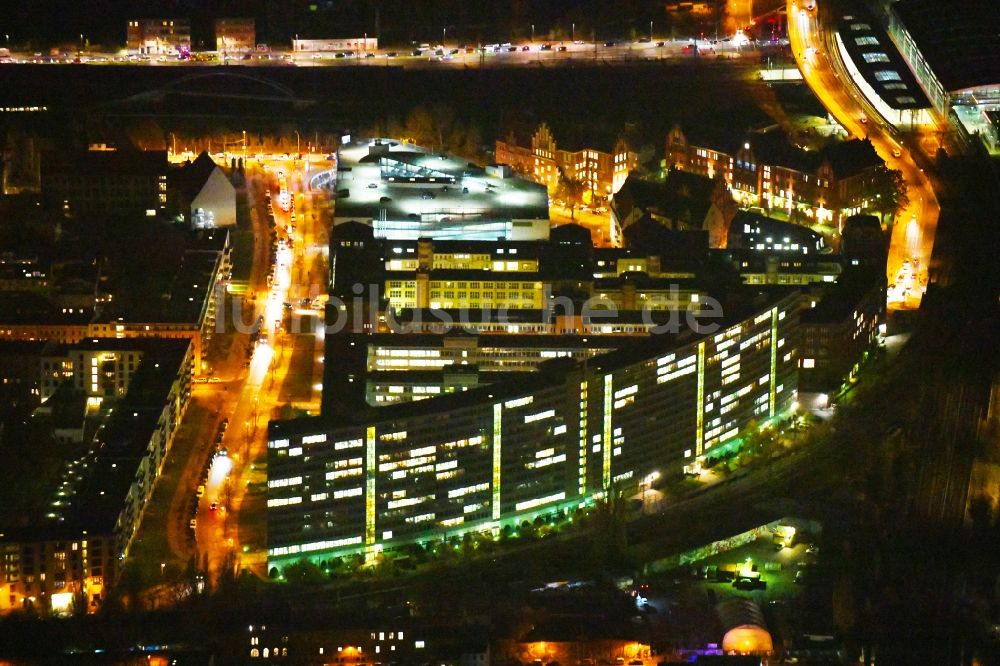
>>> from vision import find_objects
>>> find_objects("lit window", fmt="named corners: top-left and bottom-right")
top-left (854, 36), bottom-right (879, 46)
top-left (802, 358), bottom-right (815, 369)
top-left (862, 52), bottom-right (889, 63)
top-left (874, 70), bottom-right (901, 82)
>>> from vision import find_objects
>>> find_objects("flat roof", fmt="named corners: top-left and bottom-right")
top-left (801, 266), bottom-right (884, 324)
top-left (275, 288), bottom-right (799, 434)
top-left (334, 139), bottom-right (549, 235)
top-left (892, 0), bottom-right (1000, 92)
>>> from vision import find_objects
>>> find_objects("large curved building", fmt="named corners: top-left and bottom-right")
top-left (265, 291), bottom-right (802, 570)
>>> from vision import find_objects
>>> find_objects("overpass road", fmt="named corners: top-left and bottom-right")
top-left (787, 0), bottom-right (941, 310)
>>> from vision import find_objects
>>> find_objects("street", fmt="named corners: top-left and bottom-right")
top-left (6, 38), bottom-right (775, 68)
top-left (129, 153), bottom-right (330, 588)
top-left (786, 0), bottom-right (940, 310)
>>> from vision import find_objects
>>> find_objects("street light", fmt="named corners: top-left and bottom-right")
top-left (442, 27), bottom-right (447, 47)
top-left (650, 20), bottom-right (654, 42)
top-left (531, 24), bottom-right (535, 43)
top-left (572, 22), bottom-right (575, 42)
top-left (294, 130), bottom-right (300, 156)
top-left (242, 130), bottom-right (247, 163)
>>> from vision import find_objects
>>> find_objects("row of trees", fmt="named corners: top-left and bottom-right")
top-left (365, 104), bottom-right (484, 161)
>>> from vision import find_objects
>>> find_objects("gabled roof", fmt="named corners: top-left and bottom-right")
top-left (614, 170), bottom-right (717, 228)
top-left (171, 151), bottom-right (223, 199)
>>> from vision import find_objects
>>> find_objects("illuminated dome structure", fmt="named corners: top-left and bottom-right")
top-left (716, 598), bottom-right (774, 655)
top-left (722, 624), bottom-right (774, 654)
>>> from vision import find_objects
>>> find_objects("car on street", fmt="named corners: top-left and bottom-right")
top-left (558, 46), bottom-right (567, 52)
top-left (210, 502), bottom-right (218, 511)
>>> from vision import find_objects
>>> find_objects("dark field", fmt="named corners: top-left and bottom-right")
top-left (0, 60), bottom-right (788, 149)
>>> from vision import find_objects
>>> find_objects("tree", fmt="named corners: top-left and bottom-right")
top-left (404, 105), bottom-right (436, 147)
top-left (870, 167), bottom-right (909, 224)
top-left (589, 484), bottom-right (630, 576)
top-left (428, 104), bottom-right (456, 153)
top-left (556, 170), bottom-right (586, 220)
top-left (283, 559), bottom-right (327, 585)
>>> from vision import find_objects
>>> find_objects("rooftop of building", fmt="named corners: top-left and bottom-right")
top-left (40, 336), bottom-right (189, 357)
top-left (497, 119), bottom-right (634, 156)
top-left (278, 287), bottom-right (798, 435)
top-left (56, 339), bottom-right (189, 535)
top-left (41, 147), bottom-right (169, 177)
top-left (0, 292), bottom-right (94, 325)
top-left (727, 211), bottom-right (828, 253)
top-left (334, 138), bottom-right (549, 226)
top-left (891, 0), bottom-right (1000, 92)
top-left (800, 265), bottom-right (885, 324)
top-left (836, 12), bottom-right (931, 111)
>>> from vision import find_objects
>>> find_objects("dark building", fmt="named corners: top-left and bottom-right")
top-left (799, 267), bottom-right (885, 393)
top-left (41, 149), bottom-right (169, 218)
top-left (0, 339), bottom-right (193, 615)
top-left (611, 171), bottom-right (735, 247)
top-left (841, 214), bottom-right (888, 269)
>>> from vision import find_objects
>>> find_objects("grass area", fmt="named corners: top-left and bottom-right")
top-left (229, 229), bottom-right (255, 283)
top-left (278, 335), bottom-right (317, 403)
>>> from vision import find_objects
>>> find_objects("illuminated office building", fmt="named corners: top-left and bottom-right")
top-left (266, 291), bottom-right (801, 570)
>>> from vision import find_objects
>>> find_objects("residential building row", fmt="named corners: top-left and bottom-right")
top-left (0, 338), bottom-right (194, 615)
top-left (127, 18), bottom-right (258, 55)
top-left (494, 123), bottom-right (637, 202)
top-left (666, 124), bottom-right (887, 229)
top-left (0, 229), bottom-right (232, 373)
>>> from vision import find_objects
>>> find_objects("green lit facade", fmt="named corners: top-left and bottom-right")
top-left (266, 293), bottom-right (801, 570)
